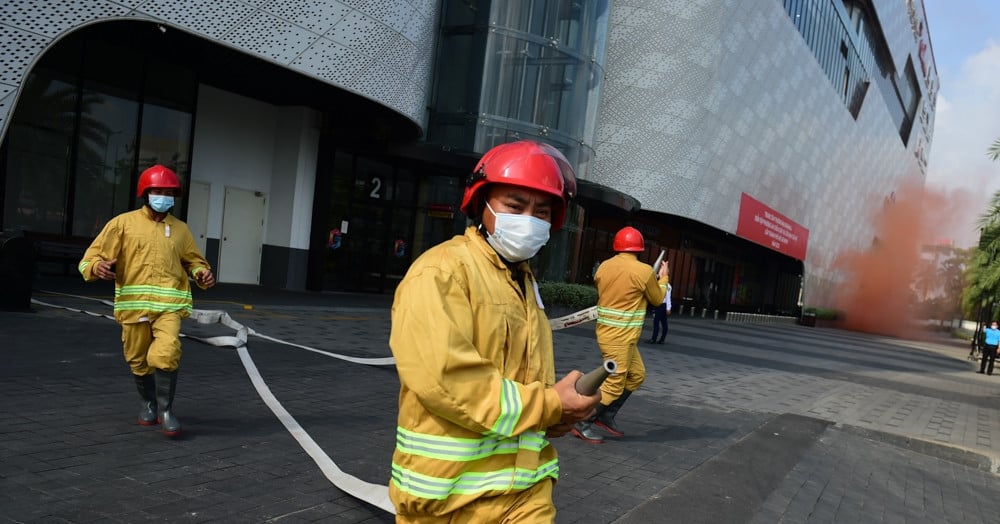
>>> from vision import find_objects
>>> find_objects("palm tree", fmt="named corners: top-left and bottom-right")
top-left (963, 138), bottom-right (1000, 329)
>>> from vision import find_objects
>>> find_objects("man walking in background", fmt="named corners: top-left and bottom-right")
top-left (574, 227), bottom-right (669, 443)
top-left (979, 320), bottom-right (1000, 375)
top-left (648, 281), bottom-right (672, 344)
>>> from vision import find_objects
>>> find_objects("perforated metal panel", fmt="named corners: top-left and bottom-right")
top-left (291, 37), bottom-right (375, 85)
top-left (0, 0), bottom-right (439, 141)
top-left (0, 24), bottom-right (49, 85)
top-left (592, 0), bottom-right (934, 304)
top-left (267, 0), bottom-right (352, 34)
top-left (1, 0), bottom-right (128, 37)
top-left (136, 0), bottom-right (258, 40)
top-left (221, 10), bottom-right (318, 63)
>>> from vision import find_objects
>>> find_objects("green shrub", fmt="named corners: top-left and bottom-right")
top-left (537, 282), bottom-right (597, 310)
top-left (953, 329), bottom-right (974, 342)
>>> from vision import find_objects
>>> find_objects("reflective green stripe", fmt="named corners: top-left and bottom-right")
top-left (597, 306), bottom-right (646, 328)
top-left (78, 261), bottom-right (90, 275)
top-left (491, 379), bottom-right (522, 437)
top-left (113, 300), bottom-right (192, 313)
top-left (395, 427), bottom-right (548, 461)
top-left (391, 457), bottom-right (559, 500)
top-left (597, 306), bottom-right (645, 318)
top-left (116, 285), bottom-right (193, 300)
top-left (597, 317), bottom-right (645, 328)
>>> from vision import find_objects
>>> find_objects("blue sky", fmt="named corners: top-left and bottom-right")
top-left (922, 0), bottom-right (1000, 246)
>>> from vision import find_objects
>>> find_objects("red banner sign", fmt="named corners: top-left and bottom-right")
top-left (735, 193), bottom-right (809, 260)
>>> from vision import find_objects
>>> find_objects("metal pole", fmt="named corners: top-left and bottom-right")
top-left (971, 296), bottom-right (984, 361)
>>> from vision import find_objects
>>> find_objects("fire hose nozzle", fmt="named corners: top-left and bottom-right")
top-left (653, 249), bottom-right (666, 275)
top-left (575, 359), bottom-right (618, 396)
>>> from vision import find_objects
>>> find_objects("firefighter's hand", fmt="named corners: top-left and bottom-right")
top-left (196, 269), bottom-right (216, 288)
top-left (658, 260), bottom-right (669, 280)
top-left (95, 258), bottom-right (117, 280)
top-left (553, 370), bottom-right (601, 424)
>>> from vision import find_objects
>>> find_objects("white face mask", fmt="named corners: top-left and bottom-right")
top-left (148, 195), bottom-right (174, 213)
top-left (485, 202), bottom-right (551, 262)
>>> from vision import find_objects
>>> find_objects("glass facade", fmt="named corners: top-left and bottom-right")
top-left (1, 23), bottom-right (196, 239)
top-left (3, 70), bottom-right (79, 235)
top-left (477, 1), bottom-right (608, 162)
top-left (428, 0), bottom-right (609, 161)
top-left (782, 0), bottom-right (920, 143)
top-left (424, 0), bottom-right (611, 285)
top-left (318, 150), bottom-right (467, 293)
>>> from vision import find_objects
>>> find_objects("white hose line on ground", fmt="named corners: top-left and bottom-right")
top-left (236, 345), bottom-right (394, 513)
top-left (32, 298), bottom-right (116, 321)
top-left (31, 294), bottom-right (395, 514)
top-left (31, 292), bottom-right (599, 516)
top-left (186, 308), bottom-right (396, 366)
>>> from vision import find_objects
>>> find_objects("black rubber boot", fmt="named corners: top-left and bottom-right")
top-left (595, 390), bottom-right (632, 437)
top-left (572, 405), bottom-right (606, 444)
top-left (571, 421), bottom-right (604, 444)
top-left (155, 369), bottom-right (181, 437)
top-left (133, 374), bottom-right (157, 426)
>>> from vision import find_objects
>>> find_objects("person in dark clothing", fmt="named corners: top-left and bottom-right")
top-left (978, 321), bottom-right (1000, 375)
top-left (648, 283), bottom-right (672, 344)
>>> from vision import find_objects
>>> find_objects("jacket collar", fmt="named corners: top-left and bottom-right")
top-left (141, 205), bottom-right (175, 224)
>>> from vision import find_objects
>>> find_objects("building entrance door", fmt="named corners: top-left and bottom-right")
top-left (219, 186), bottom-right (265, 284)
top-left (186, 180), bottom-right (210, 255)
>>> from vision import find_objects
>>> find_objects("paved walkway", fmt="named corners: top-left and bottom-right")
top-left (3, 276), bottom-right (1000, 523)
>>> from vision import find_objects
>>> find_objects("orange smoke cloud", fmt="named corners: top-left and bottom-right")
top-left (831, 179), bottom-right (975, 337)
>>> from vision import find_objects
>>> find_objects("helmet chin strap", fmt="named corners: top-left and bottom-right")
top-left (476, 222), bottom-right (491, 239)
top-left (475, 199), bottom-right (493, 237)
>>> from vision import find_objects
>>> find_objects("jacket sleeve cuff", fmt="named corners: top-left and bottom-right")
top-left (543, 388), bottom-right (563, 427)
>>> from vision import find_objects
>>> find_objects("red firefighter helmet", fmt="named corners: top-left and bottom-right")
top-left (136, 164), bottom-right (183, 197)
top-left (613, 226), bottom-right (644, 252)
top-left (461, 140), bottom-right (577, 231)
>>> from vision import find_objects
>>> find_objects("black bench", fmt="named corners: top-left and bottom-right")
top-left (22, 232), bottom-right (92, 276)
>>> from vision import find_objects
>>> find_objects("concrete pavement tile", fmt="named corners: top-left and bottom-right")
top-left (9, 286), bottom-right (1000, 523)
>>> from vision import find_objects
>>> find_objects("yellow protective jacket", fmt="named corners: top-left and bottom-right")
top-left (594, 252), bottom-right (668, 346)
top-left (78, 206), bottom-right (211, 324)
top-left (388, 226), bottom-right (563, 517)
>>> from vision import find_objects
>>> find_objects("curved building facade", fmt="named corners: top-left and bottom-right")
top-left (0, 1), bottom-right (437, 134)
top-left (0, 0), bottom-right (936, 315)
top-left (589, 0), bottom-right (936, 310)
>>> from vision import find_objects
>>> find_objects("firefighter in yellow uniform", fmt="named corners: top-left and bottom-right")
top-left (79, 164), bottom-right (215, 437)
top-left (388, 140), bottom-right (602, 522)
top-left (573, 226), bottom-right (668, 443)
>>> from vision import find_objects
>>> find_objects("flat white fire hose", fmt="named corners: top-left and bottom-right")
top-left (31, 291), bottom-right (596, 515)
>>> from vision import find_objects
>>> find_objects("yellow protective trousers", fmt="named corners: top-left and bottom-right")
top-left (120, 312), bottom-right (183, 375)
top-left (597, 342), bottom-right (645, 405)
top-left (394, 477), bottom-right (555, 523)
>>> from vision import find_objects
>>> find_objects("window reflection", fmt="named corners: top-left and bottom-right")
top-left (138, 104), bottom-right (193, 190)
top-left (3, 73), bottom-right (78, 234)
top-left (72, 91), bottom-right (138, 237)
top-left (1, 23), bottom-right (196, 238)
